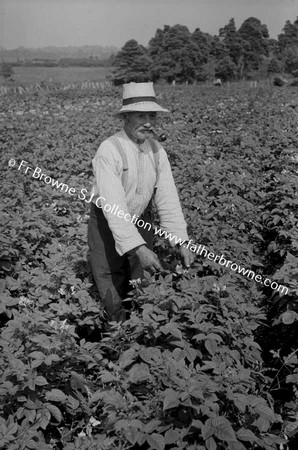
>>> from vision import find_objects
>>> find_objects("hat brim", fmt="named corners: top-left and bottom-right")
top-left (116, 102), bottom-right (169, 115)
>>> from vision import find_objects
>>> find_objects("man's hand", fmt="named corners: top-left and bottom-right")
top-left (134, 245), bottom-right (163, 273)
top-left (178, 244), bottom-right (195, 268)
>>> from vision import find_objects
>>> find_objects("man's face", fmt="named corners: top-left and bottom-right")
top-left (123, 111), bottom-right (157, 143)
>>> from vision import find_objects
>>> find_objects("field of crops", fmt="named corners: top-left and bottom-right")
top-left (2, 66), bottom-right (111, 86)
top-left (1, 82), bottom-right (298, 449)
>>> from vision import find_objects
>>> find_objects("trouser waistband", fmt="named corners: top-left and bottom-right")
top-left (90, 201), bottom-right (152, 221)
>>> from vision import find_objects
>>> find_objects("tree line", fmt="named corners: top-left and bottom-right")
top-left (111, 17), bottom-right (298, 85)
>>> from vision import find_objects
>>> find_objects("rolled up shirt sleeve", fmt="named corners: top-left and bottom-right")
top-left (154, 147), bottom-right (189, 246)
top-left (92, 142), bottom-right (146, 256)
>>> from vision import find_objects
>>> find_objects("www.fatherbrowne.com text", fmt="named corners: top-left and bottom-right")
top-left (10, 159), bottom-right (288, 295)
top-left (155, 228), bottom-right (288, 295)
top-left (87, 194), bottom-right (289, 296)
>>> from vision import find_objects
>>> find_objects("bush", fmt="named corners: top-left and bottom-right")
top-left (273, 76), bottom-right (285, 86)
top-left (0, 63), bottom-right (14, 80)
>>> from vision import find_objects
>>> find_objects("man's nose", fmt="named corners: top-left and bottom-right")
top-left (143, 114), bottom-right (153, 125)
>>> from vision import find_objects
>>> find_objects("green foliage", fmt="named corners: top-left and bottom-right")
top-left (237, 17), bottom-right (270, 75)
top-left (215, 56), bottom-right (238, 81)
top-left (278, 18), bottom-right (298, 51)
top-left (290, 77), bottom-right (298, 86)
top-left (1, 82), bottom-right (298, 448)
top-left (191, 28), bottom-right (214, 65)
top-left (277, 18), bottom-right (298, 75)
top-left (238, 17), bottom-right (269, 50)
top-left (108, 14), bottom-right (298, 83)
top-left (148, 25), bottom-right (199, 83)
top-left (219, 19), bottom-right (243, 70)
top-left (0, 62), bottom-right (14, 79)
top-left (112, 39), bottom-right (152, 85)
top-left (283, 46), bottom-right (298, 75)
top-left (267, 58), bottom-right (283, 75)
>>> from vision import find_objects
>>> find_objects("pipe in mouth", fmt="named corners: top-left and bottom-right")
top-left (145, 127), bottom-right (167, 142)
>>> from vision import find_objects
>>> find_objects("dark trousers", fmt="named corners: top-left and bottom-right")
top-left (87, 202), bottom-right (153, 322)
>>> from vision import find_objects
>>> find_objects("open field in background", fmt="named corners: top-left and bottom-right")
top-left (0, 65), bottom-right (280, 90)
top-left (1, 83), bottom-right (298, 449)
top-left (1, 65), bottom-right (112, 85)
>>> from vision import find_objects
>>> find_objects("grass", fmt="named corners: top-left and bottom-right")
top-left (1, 66), bottom-right (112, 86)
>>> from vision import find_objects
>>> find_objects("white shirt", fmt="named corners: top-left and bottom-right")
top-left (90, 129), bottom-right (189, 255)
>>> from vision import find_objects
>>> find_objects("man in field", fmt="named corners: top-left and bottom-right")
top-left (87, 81), bottom-right (194, 322)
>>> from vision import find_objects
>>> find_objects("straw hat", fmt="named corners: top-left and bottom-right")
top-left (116, 82), bottom-right (169, 114)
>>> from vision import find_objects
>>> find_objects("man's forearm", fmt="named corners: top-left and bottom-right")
top-left (129, 244), bottom-right (147, 255)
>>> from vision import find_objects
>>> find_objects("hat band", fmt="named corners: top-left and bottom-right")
top-left (123, 96), bottom-right (157, 106)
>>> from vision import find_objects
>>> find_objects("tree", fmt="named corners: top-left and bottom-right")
top-left (191, 28), bottom-right (214, 65)
top-left (278, 18), bottom-right (298, 51)
top-left (282, 46), bottom-right (298, 74)
top-left (238, 17), bottom-right (269, 54)
top-left (219, 18), bottom-right (244, 75)
top-left (238, 17), bottom-right (270, 75)
top-left (278, 18), bottom-right (298, 74)
top-left (210, 36), bottom-right (228, 61)
top-left (177, 40), bottom-right (201, 83)
top-left (267, 57), bottom-right (283, 75)
top-left (198, 60), bottom-right (216, 82)
top-left (266, 38), bottom-right (279, 56)
top-left (215, 56), bottom-right (238, 81)
top-left (0, 62), bottom-right (14, 80)
top-left (148, 24), bottom-right (200, 83)
top-left (112, 39), bottom-right (152, 85)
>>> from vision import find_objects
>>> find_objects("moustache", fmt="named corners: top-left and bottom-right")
top-left (139, 127), bottom-right (167, 142)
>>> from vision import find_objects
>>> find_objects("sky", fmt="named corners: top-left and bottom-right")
top-left (0, 0), bottom-right (297, 50)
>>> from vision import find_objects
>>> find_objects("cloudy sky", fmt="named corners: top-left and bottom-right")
top-left (0, 0), bottom-right (297, 49)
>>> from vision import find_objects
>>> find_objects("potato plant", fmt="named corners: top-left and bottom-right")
top-left (0, 82), bottom-right (297, 449)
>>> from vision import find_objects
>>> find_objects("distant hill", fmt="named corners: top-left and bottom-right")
top-left (0, 45), bottom-right (118, 62)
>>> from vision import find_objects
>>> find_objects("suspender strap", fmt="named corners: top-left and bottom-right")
top-left (110, 136), bottom-right (160, 192)
top-left (148, 138), bottom-right (160, 190)
top-left (109, 136), bottom-right (129, 190)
